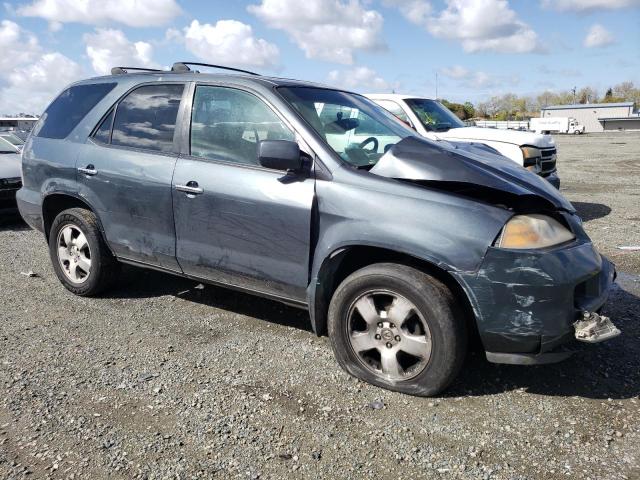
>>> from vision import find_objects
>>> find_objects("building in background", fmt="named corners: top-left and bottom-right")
top-left (0, 116), bottom-right (39, 131)
top-left (540, 102), bottom-right (639, 132)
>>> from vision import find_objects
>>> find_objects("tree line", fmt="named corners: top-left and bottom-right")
top-left (441, 81), bottom-right (640, 121)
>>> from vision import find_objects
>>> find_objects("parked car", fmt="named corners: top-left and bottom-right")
top-left (11, 130), bottom-right (31, 142)
top-left (17, 63), bottom-right (619, 396)
top-left (366, 94), bottom-right (561, 188)
top-left (0, 137), bottom-right (22, 215)
top-left (0, 132), bottom-right (26, 152)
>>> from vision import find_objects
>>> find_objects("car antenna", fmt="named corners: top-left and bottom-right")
top-left (171, 62), bottom-right (260, 76)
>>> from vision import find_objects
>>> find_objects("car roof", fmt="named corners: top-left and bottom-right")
top-left (365, 93), bottom-right (434, 101)
top-left (74, 71), bottom-right (339, 91)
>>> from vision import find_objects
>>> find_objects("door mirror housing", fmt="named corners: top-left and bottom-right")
top-left (258, 140), bottom-right (303, 172)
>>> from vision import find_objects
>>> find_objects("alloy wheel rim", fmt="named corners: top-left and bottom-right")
top-left (346, 289), bottom-right (432, 381)
top-left (56, 224), bottom-right (92, 284)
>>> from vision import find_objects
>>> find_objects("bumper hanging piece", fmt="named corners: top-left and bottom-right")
top-left (574, 311), bottom-right (621, 343)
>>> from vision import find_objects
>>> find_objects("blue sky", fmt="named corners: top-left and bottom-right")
top-left (1, 0), bottom-right (639, 114)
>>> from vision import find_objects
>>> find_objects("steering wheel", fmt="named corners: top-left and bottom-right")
top-left (358, 136), bottom-right (378, 152)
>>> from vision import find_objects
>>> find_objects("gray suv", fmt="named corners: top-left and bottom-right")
top-left (17, 63), bottom-right (619, 396)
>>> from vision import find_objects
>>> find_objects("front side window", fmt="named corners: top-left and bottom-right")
top-left (34, 82), bottom-right (116, 139)
top-left (279, 87), bottom-right (412, 168)
top-left (374, 100), bottom-right (411, 124)
top-left (404, 98), bottom-right (465, 132)
top-left (111, 84), bottom-right (184, 152)
top-left (190, 86), bottom-right (294, 165)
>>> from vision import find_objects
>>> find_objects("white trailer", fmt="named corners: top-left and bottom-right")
top-left (530, 117), bottom-right (585, 135)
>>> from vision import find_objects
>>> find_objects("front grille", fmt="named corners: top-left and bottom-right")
top-left (540, 148), bottom-right (557, 176)
top-left (0, 177), bottom-right (21, 189)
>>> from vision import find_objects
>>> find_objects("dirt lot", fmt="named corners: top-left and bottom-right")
top-left (1, 132), bottom-right (639, 479)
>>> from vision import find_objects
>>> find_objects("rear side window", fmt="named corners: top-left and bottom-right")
top-left (34, 83), bottom-right (116, 139)
top-left (111, 84), bottom-right (184, 152)
top-left (93, 109), bottom-right (114, 144)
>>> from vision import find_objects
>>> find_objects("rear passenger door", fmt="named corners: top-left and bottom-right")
top-left (172, 84), bottom-right (315, 301)
top-left (79, 83), bottom-right (186, 270)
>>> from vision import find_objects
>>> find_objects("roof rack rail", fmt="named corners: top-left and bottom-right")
top-left (111, 66), bottom-right (164, 75)
top-left (171, 62), bottom-right (260, 76)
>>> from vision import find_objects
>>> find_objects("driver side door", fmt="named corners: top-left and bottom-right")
top-left (172, 84), bottom-right (315, 302)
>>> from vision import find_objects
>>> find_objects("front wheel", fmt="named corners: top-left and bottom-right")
top-left (328, 263), bottom-right (467, 396)
top-left (49, 208), bottom-right (119, 296)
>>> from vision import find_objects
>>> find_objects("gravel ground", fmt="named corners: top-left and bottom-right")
top-left (1, 132), bottom-right (639, 479)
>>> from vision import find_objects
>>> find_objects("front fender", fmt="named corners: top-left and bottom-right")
top-left (306, 176), bottom-right (511, 334)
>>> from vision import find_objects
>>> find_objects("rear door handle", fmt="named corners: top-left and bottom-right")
top-left (175, 181), bottom-right (204, 195)
top-left (78, 164), bottom-right (98, 176)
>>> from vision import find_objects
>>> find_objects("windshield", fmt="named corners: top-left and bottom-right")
top-left (278, 87), bottom-right (414, 168)
top-left (0, 133), bottom-right (24, 146)
top-left (405, 98), bottom-right (465, 132)
top-left (0, 137), bottom-right (19, 154)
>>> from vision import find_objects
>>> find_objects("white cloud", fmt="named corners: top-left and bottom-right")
top-left (583, 24), bottom-right (615, 47)
top-left (84, 28), bottom-right (157, 75)
top-left (439, 65), bottom-right (519, 90)
top-left (541, 0), bottom-right (640, 12)
top-left (0, 52), bottom-right (83, 114)
top-left (0, 21), bottom-right (83, 115)
top-left (383, 0), bottom-right (432, 24)
top-left (17, 0), bottom-right (182, 28)
top-left (0, 20), bottom-right (41, 71)
top-left (248, 0), bottom-right (385, 64)
top-left (440, 65), bottom-right (469, 79)
top-left (537, 65), bottom-right (581, 77)
top-left (176, 20), bottom-right (280, 69)
top-left (424, 0), bottom-right (544, 54)
top-left (466, 71), bottom-right (497, 89)
top-left (327, 67), bottom-right (396, 92)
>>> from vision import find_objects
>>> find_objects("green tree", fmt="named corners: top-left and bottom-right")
top-left (602, 87), bottom-right (625, 103)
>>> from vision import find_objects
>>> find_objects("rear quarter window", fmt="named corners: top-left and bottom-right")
top-left (33, 83), bottom-right (117, 139)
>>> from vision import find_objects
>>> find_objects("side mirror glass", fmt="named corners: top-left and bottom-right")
top-left (258, 140), bottom-right (303, 172)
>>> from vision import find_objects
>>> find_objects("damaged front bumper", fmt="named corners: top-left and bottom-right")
top-left (454, 240), bottom-right (617, 365)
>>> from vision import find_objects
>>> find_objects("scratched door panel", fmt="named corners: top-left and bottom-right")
top-left (173, 157), bottom-right (314, 300)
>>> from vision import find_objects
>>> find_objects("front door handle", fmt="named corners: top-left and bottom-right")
top-left (78, 164), bottom-right (98, 176)
top-left (175, 181), bottom-right (204, 195)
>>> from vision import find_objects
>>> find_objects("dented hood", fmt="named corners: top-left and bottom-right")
top-left (371, 136), bottom-right (574, 212)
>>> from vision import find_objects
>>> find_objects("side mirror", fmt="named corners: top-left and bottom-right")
top-left (258, 140), bottom-right (303, 172)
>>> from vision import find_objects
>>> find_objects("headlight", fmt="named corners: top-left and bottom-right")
top-left (521, 146), bottom-right (542, 173)
top-left (497, 214), bottom-right (575, 249)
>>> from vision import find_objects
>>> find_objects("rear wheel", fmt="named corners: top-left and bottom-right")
top-left (49, 208), bottom-right (119, 296)
top-left (328, 263), bottom-right (467, 396)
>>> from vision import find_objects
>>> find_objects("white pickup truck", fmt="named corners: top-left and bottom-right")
top-left (366, 94), bottom-right (560, 188)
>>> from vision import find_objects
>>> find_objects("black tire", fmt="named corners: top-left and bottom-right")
top-left (328, 263), bottom-right (467, 396)
top-left (48, 207), bottom-right (119, 296)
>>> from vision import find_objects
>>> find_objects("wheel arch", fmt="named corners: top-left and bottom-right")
top-left (308, 244), bottom-right (477, 338)
top-left (42, 193), bottom-right (108, 248)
